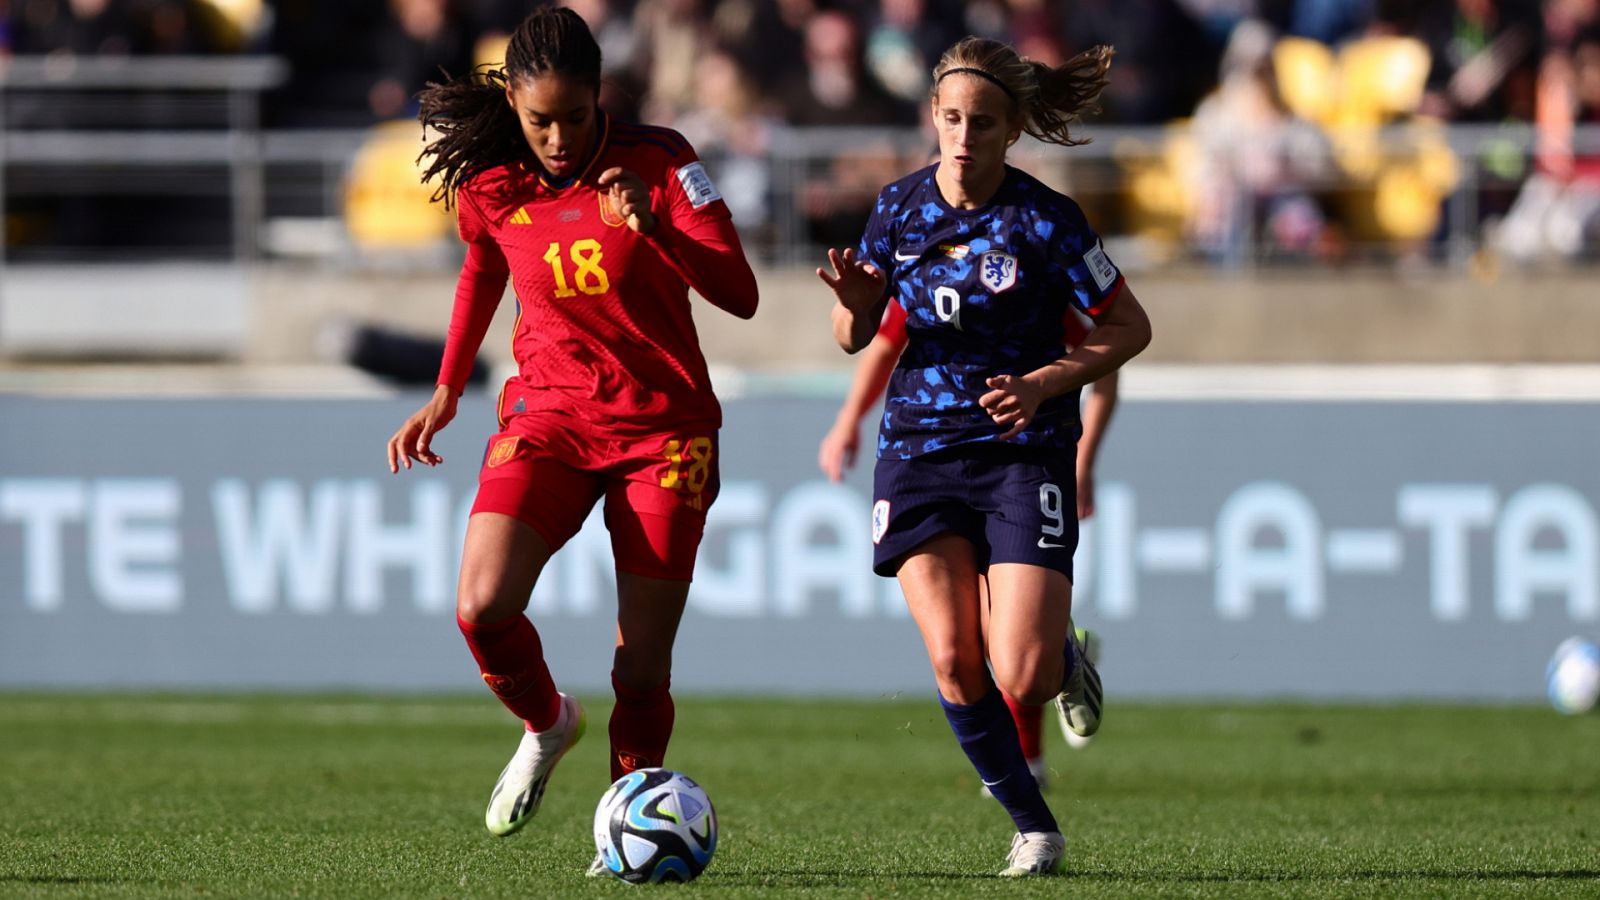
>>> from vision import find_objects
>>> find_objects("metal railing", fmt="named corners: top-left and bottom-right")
top-left (3, 56), bottom-right (1599, 271)
top-left (0, 56), bottom-right (287, 264)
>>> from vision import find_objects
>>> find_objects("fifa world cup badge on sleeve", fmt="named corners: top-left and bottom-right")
top-left (872, 500), bottom-right (891, 544)
top-left (1083, 241), bottom-right (1119, 292)
top-left (979, 252), bottom-right (1018, 292)
top-left (676, 162), bottom-right (722, 209)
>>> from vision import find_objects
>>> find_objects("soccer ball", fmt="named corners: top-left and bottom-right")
top-left (1546, 637), bottom-right (1600, 715)
top-left (593, 768), bottom-right (717, 884)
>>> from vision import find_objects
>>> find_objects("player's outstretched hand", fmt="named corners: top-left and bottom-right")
top-left (387, 384), bottom-right (459, 473)
top-left (816, 247), bottom-right (886, 314)
top-left (817, 422), bottom-right (860, 482)
top-left (597, 167), bottom-right (656, 234)
top-left (980, 374), bottom-right (1043, 441)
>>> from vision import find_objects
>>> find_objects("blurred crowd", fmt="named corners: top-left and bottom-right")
top-left (2, 0), bottom-right (1597, 264)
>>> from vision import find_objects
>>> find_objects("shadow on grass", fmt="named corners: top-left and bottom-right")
top-left (705, 867), bottom-right (1600, 887)
top-left (1072, 869), bottom-right (1600, 883)
top-left (1, 875), bottom-right (148, 885)
top-left (705, 870), bottom-right (993, 887)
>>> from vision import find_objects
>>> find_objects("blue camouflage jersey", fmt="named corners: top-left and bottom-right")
top-left (859, 163), bottom-right (1125, 460)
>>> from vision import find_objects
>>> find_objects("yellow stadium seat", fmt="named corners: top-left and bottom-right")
top-left (191, 0), bottom-right (265, 52)
top-left (1338, 35), bottom-right (1431, 121)
top-left (343, 120), bottom-right (454, 249)
top-left (476, 34), bottom-right (511, 71)
top-left (1273, 38), bottom-right (1338, 124)
top-left (1114, 128), bottom-right (1195, 246)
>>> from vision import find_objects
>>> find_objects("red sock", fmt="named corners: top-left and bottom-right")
top-left (609, 672), bottom-right (675, 782)
top-left (1004, 692), bottom-right (1044, 761)
top-left (457, 614), bottom-right (560, 732)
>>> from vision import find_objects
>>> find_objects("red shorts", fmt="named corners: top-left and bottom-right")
top-left (471, 411), bottom-right (720, 581)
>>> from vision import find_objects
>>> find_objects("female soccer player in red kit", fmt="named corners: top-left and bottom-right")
top-left (384, 6), bottom-right (757, 851)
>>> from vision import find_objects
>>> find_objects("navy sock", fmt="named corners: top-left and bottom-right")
top-left (1061, 632), bottom-right (1078, 688)
top-left (939, 688), bottom-right (1058, 834)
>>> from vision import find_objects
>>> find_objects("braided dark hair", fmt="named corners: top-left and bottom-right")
top-left (417, 7), bottom-right (603, 207)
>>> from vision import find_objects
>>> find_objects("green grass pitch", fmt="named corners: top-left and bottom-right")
top-left (2, 694), bottom-right (1597, 898)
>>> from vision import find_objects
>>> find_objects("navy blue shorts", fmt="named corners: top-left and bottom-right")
top-left (871, 441), bottom-right (1079, 579)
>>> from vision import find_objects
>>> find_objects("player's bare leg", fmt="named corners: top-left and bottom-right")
top-left (984, 563), bottom-right (1072, 707)
top-left (898, 536), bottom-right (989, 704)
top-left (983, 562), bottom-right (1073, 875)
top-left (978, 575), bottom-right (1049, 795)
top-left (900, 537), bottom-right (1063, 875)
top-left (458, 513), bottom-right (586, 837)
top-left (986, 561), bottom-right (1101, 737)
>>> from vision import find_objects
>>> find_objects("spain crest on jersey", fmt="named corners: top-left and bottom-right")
top-left (979, 251), bottom-right (1017, 292)
top-left (486, 435), bottom-right (521, 468)
top-left (598, 192), bottom-right (626, 227)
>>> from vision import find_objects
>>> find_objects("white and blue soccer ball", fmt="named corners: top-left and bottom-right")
top-left (1546, 637), bottom-right (1600, 715)
top-left (593, 768), bottom-right (717, 884)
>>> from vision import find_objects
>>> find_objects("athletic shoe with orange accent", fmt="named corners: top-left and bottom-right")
top-left (485, 693), bottom-right (586, 836)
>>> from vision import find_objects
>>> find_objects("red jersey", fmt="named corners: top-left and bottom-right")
top-left (437, 116), bottom-right (758, 435)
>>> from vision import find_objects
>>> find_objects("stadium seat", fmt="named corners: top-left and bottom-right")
top-left (191, 0), bottom-right (267, 52)
top-left (1338, 36), bottom-right (1431, 123)
top-left (343, 120), bottom-right (454, 249)
top-left (476, 34), bottom-right (511, 70)
top-left (1118, 127), bottom-right (1196, 248)
top-left (1273, 37), bottom-right (1337, 125)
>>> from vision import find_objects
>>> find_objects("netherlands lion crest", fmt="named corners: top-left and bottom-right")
top-left (978, 251), bottom-right (1018, 292)
top-left (872, 500), bottom-right (891, 544)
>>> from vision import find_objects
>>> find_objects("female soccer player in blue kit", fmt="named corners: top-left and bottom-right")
top-left (817, 297), bottom-right (1118, 787)
top-left (818, 37), bottom-right (1151, 876)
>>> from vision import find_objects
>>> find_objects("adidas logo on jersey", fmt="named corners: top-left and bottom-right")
top-left (509, 207), bottom-right (533, 225)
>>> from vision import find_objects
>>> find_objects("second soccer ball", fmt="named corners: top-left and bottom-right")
top-left (1547, 637), bottom-right (1600, 715)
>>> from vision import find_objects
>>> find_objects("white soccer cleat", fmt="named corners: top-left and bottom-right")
top-left (1054, 625), bottom-right (1103, 739)
top-left (999, 830), bottom-right (1066, 877)
top-left (979, 756), bottom-right (1050, 798)
top-left (1063, 626), bottom-right (1100, 748)
top-left (484, 693), bottom-right (586, 837)
top-left (585, 852), bottom-right (608, 878)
